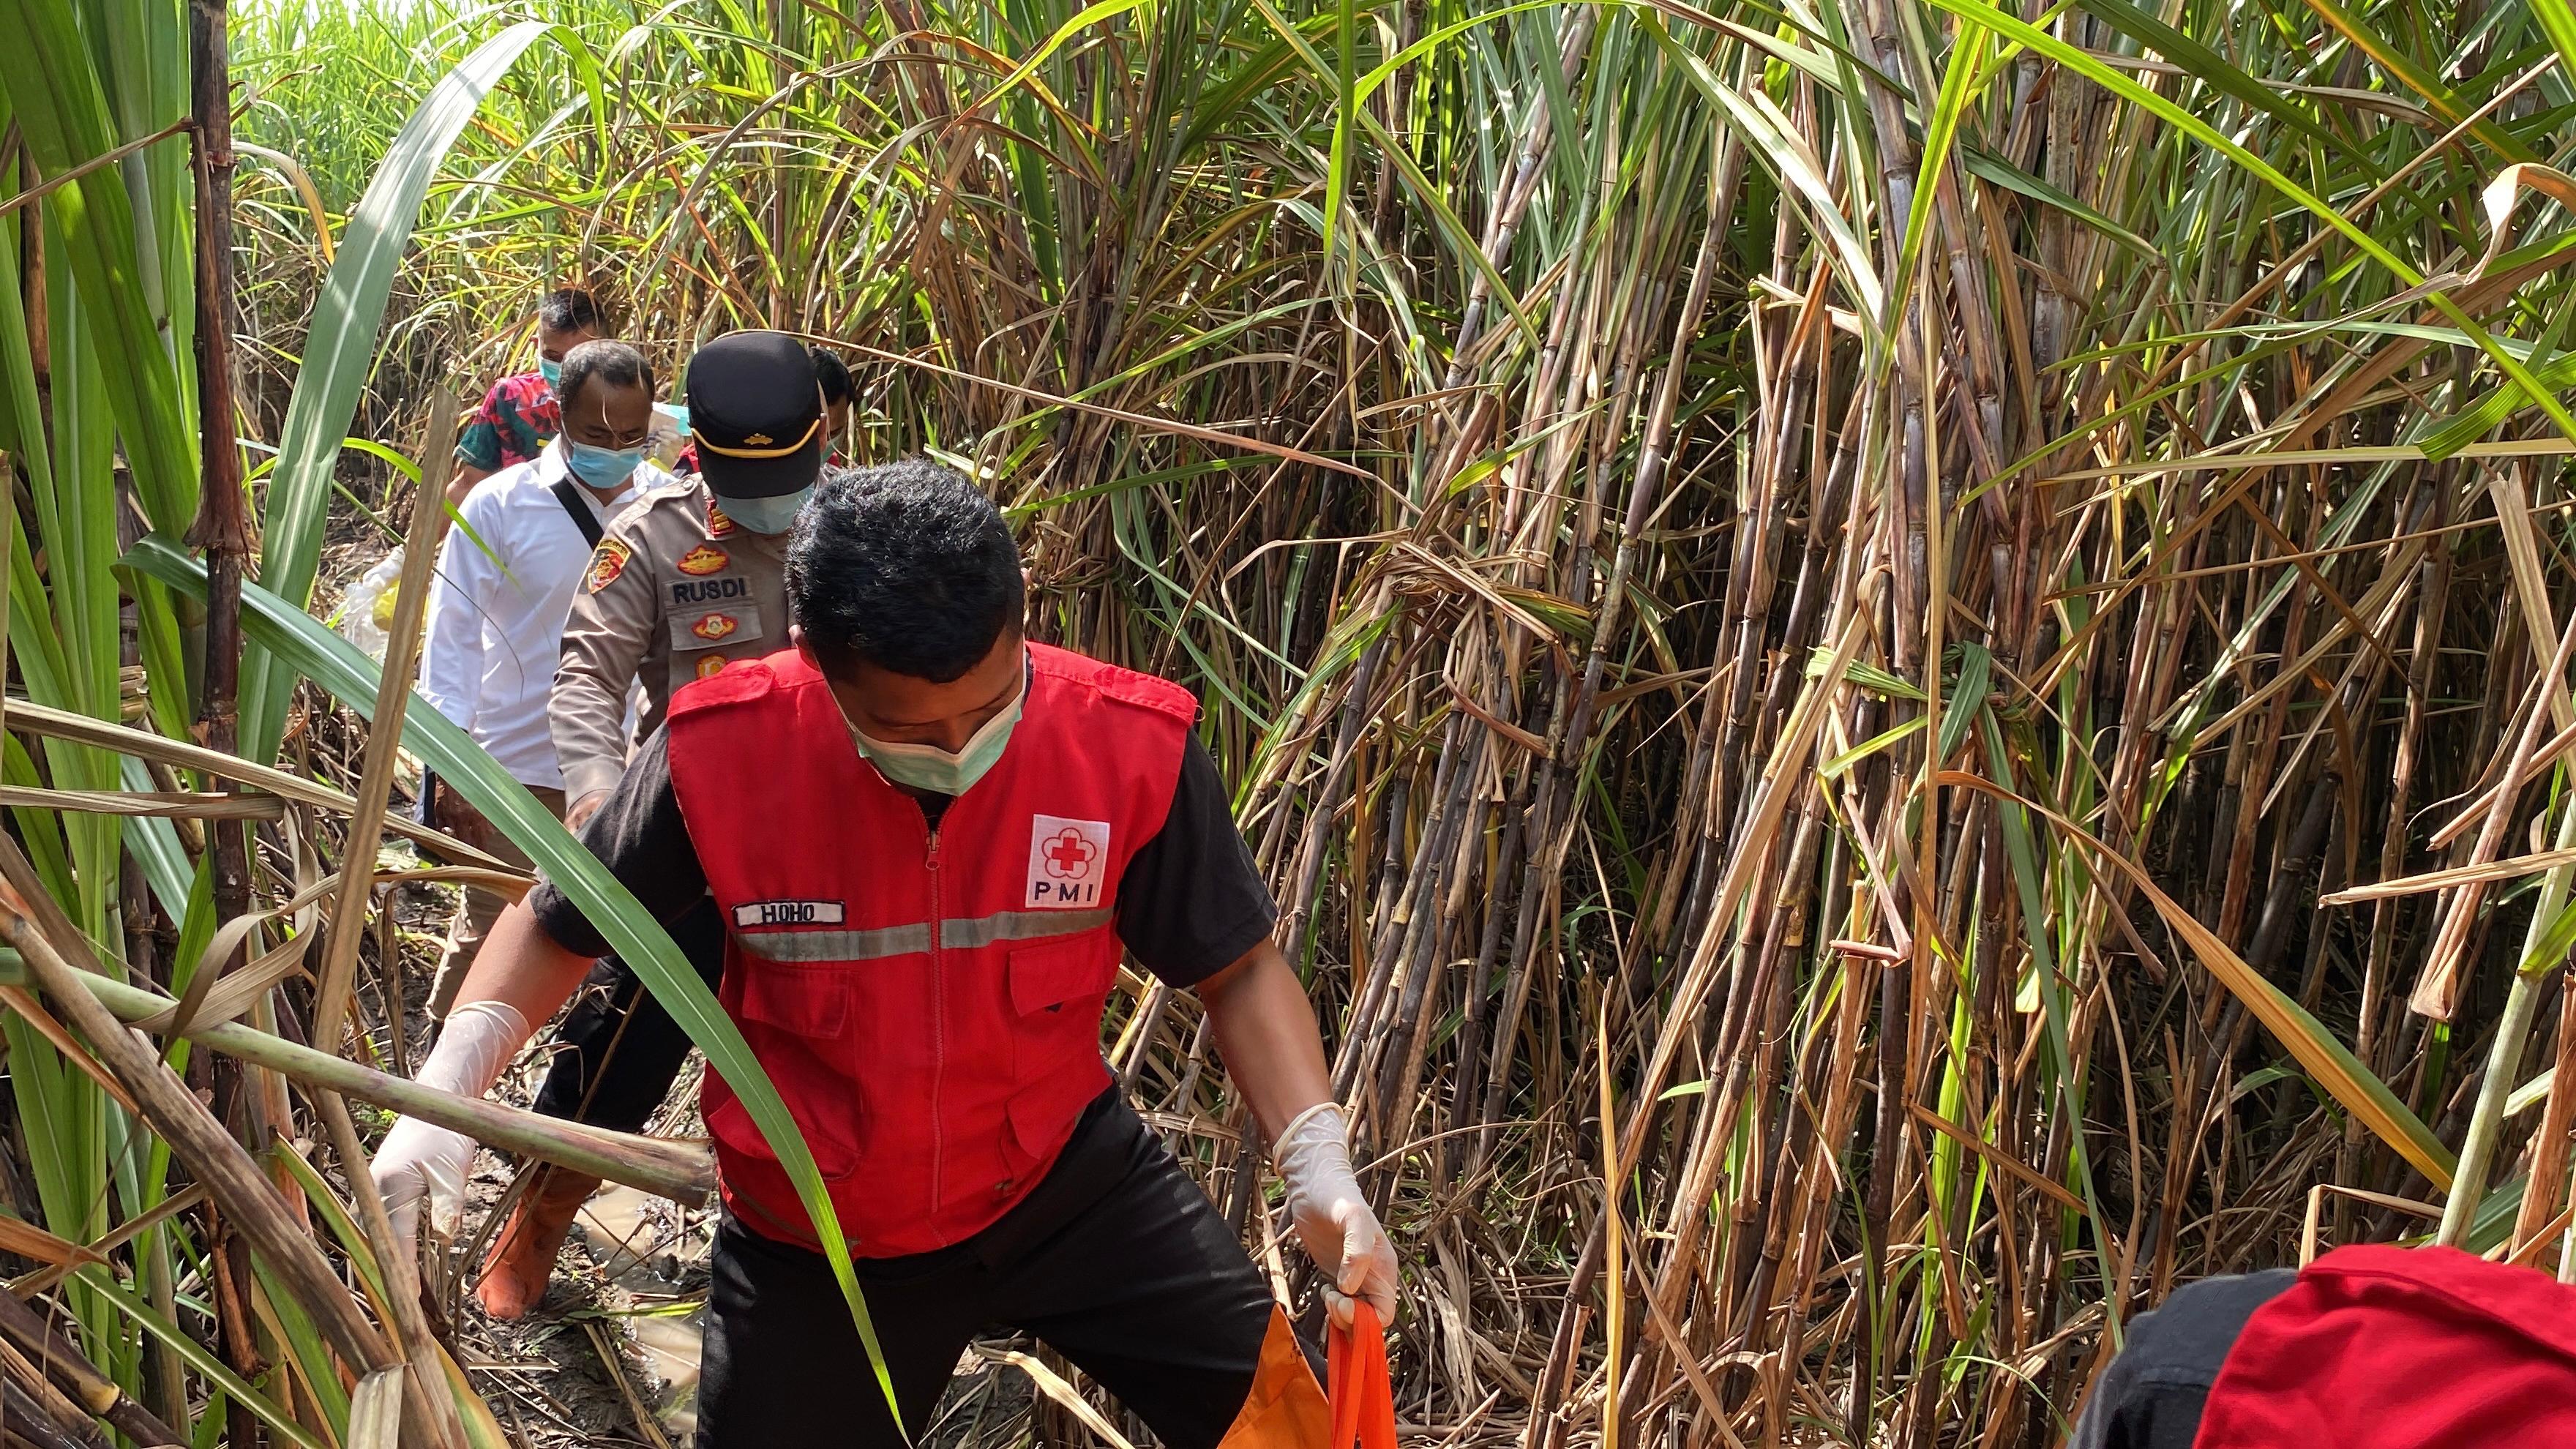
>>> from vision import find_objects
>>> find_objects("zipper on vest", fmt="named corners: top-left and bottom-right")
top-left (924, 819), bottom-right (944, 1224)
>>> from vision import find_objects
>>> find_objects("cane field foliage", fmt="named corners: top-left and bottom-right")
top-left (4, 0), bottom-right (2576, 1444)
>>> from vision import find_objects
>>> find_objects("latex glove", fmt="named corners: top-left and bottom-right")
top-left (1275, 1103), bottom-right (1399, 1330)
top-left (372, 999), bottom-right (529, 1244)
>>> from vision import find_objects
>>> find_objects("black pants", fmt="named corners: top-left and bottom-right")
top-left (530, 896), bottom-right (726, 1134)
top-left (696, 1091), bottom-right (1300, 1449)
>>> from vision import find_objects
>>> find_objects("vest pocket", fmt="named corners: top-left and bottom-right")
top-left (734, 962), bottom-right (852, 1038)
top-left (1006, 933), bottom-right (1115, 1017)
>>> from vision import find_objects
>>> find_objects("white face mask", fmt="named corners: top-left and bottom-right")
top-left (839, 657), bottom-right (1025, 796)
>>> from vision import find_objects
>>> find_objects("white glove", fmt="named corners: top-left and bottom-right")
top-left (372, 999), bottom-right (529, 1245)
top-left (1275, 1103), bottom-right (1399, 1329)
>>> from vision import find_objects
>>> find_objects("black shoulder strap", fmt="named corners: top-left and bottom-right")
top-left (549, 476), bottom-right (607, 550)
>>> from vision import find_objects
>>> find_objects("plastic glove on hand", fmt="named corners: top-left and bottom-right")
top-left (1276, 1103), bottom-right (1399, 1330)
top-left (367, 998), bottom-right (529, 1244)
top-left (374, 1115), bottom-right (477, 1246)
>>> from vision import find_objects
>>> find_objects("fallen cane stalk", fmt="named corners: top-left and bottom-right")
top-left (318, 1092), bottom-right (467, 1449)
top-left (0, 902), bottom-right (408, 1413)
top-left (0, 1289), bottom-right (188, 1447)
top-left (0, 951), bottom-right (716, 1206)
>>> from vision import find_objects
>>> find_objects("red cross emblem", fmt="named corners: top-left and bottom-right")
top-left (1043, 827), bottom-right (1097, 880)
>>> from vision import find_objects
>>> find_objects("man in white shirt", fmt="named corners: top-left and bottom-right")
top-left (419, 340), bottom-right (673, 1019)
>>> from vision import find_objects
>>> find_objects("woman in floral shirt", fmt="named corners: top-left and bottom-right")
top-left (448, 288), bottom-right (603, 504)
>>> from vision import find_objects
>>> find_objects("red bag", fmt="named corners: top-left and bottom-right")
top-left (1328, 1303), bottom-right (1396, 1449)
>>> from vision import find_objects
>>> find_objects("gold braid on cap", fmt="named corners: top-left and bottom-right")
top-left (699, 415), bottom-right (820, 460)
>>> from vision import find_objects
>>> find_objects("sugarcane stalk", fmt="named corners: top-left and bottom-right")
top-left (315, 1093), bottom-right (465, 1449)
top-left (0, 1288), bottom-right (186, 1448)
top-left (310, 389), bottom-right (459, 1040)
top-left (2438, 793), bottom-right (2576, 1245)
top-left (0, 891), bottom-right (403, 1399)
top-left (0, 1336), bottom-right (115, 1449)
top-left (0, 952), bottom-right (716, 1207)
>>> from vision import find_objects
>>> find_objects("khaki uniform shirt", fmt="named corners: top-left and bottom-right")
top-left (553, 476), bottom-right (790, 804)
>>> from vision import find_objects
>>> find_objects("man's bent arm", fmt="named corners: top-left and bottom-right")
top-left (445, 462), bottom-right (493, 506)
top-left (553, 539), bottom-right (658, 811)
top-left (1195, 938), bottom-right (1333, 1145)
top-left (1198, 935), bottom-right (1402, 1324)
top-left (454, 900), bottom-right (596, 1028)
top-left (416, 495), bottom-right (496, 735)
top-left (372, 901), bottom-right (597, 1240)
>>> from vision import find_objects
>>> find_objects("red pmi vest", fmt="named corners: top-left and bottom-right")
top-left (664, 643), bottom-right (1194, 1255)
top-left (2195, 1244), bottom-right (2576, 1448)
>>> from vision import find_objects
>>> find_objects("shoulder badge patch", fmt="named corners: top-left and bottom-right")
top-left (706, 499), bottom-right (735, 539)
top-left (1026, 815), bottom-right (1111, 909)
top-left (677, 544), bottom-right (730, 576)
top-left (584, 537), bottom-right (632, 594)
top-left (690, 613), bottom-right (741, 643)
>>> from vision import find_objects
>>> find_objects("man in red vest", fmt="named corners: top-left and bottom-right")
top-left (2073, 1243), bottom-right (2576, 1447)
top-left (371, 460), bottom-right (1396, 1446)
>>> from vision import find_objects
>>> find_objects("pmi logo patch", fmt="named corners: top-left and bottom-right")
top-left (1025, 815), bottom-right (1109, 908)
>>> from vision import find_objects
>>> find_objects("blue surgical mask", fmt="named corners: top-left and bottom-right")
top-left (564, 439), bottom-right (646, 491)
top-left (539, 356), bottom-right (564, 389)
top-left (714, 486), bottom-right (812, 535)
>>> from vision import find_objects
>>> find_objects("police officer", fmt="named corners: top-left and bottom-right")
top-left (373, 462), bottom-right (1399, 1447)
top-left (473, 331), bottom-right (828, 1319)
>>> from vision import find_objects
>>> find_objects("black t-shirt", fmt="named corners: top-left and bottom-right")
top-left (2070, 1268), bottom-right (2296, 1449)
top-left (525, 723), bottom-right (1276, 989)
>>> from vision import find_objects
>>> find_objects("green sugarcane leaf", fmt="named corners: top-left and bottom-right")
top-left (2297, 0), bottom-right (2536, 164)
top-left (76, 1268), bottom-right (325, 1449)
top-left (2516, 894), bottom-right (2576, 979)
top-left (1821, 716), bottom-right (1925, 779)
top-left (1931, 0), bottom-right (2576, 455)
top-left (241, 20), bottom-right (555, 767)
top-left (121, 533), bottom-right (908, 1434)
top-left (2069, 0), bottom-right (2346, 156)
top-left (1936, 644), bottom-right (1992, 767)
top-left (250, 1258), bottom-right (351, 1430)
top-left (0, 0), bottom-right (195, 529)
top-left (1939, 768), bottom-right (2457, 1186)
top-left (2539, 1), bottom-right (2576, 87)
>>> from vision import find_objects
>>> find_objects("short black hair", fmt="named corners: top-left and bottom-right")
top-left (538, 287), bottom-right (602, 334)
top-left (787, 459), bottom-right (1023, 683)
top-left (556, 339), bottom-right (654, 410)
top-left (810, 347), bottom-right (853, 405)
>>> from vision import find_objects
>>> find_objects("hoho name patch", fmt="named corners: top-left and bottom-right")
top-left (733, 899), bottom-right (846, 928)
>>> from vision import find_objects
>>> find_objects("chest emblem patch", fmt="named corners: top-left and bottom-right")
top-left (733, 899), bottom-right (845, 928)
top-left (696, 654), bottom-right (728, 680)
top-left (1027, 815), bottom-right (1111, 908)
top-left (691, 612), bottom-right (741, 642)
top-left (583, 537), bottom-right (631, 594)
top-left (677, 544), bottom-right (730, 575)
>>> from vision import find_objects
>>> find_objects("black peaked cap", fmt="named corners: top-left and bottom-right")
top-left (686, 330), bottom-right (824, 499)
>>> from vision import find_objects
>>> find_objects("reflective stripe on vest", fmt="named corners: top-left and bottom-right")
top-left (735, 907), bottom-right (1115, 963)
top-left (664, 643), bottom-right (1196, 1257)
